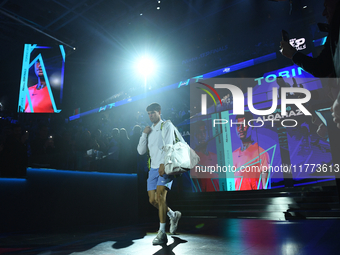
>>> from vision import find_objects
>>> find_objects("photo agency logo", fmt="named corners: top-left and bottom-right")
top-left (196, 80), bottom-right (312, 128)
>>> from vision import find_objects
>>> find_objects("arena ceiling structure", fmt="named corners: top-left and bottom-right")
top-left (0, 0), bottom-right (327, 114)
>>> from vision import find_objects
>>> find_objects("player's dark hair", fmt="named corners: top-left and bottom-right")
top-left (146, 103), bottom-right (161, 112)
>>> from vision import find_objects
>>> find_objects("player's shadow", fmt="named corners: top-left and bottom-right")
top-left (153, 236), bottom-right (188, 255)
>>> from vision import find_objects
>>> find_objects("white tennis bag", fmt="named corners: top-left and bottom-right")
top-left (161, 121), bottom-right (200, 175)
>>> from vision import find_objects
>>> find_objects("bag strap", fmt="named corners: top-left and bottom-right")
top-left (173, 127), bottom-right (185, 144)
top-left (147, 149), bottom-right (151, 170)
top-left (161, 120), bottom-right (168, 147)
top-left (161, 120), bottom-right (185, 147)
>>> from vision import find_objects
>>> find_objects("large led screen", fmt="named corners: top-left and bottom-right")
top-left (188, 71), bottom-right (334, 192)
top-left (17, 44), bottom-right (65, 113)
top-left (189, 112), bottom-right (283, 192)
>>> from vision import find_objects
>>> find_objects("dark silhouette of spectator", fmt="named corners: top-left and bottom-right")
top-left (0, 87), bottom-right (194, 175)
top-left (0, 124), bottom-right (28, 178)
top-left (57, 129), bottom-right (75, 170)
top-left (0, 124), bottom-right (11, 156)
top-left (92, 129), bottom-right (107, 155)
top-left (107, 128), bottom-right (120, 172)
top-left (119, 128), bottom-right (132, 173)
top-left (108, 128), bottom-right (120, 155)
top-left (130, 125), bottom-right (145, 172)
top-left (281, 0), bottom-right (340, 127)
top-left (30, 124), bottom-right (55, 167)
top-left (91, 129), bottom-right (100, 151)
top-left (75, 125), bottom-right (85, 169)
top-left (75, 130), bottom-right (93, 171)
top-left (131, 125), bottom-right (142, 154)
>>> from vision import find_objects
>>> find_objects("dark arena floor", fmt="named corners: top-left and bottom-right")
top-left (1, 217), bottom-right (340, 255)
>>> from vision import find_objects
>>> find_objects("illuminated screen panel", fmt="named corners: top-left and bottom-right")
top-left (188, 112), bottom-right (283, 192)
top-left (188, 74), bottom-right (334, 192)
top-left (17, 44), bottom-right (65, 113)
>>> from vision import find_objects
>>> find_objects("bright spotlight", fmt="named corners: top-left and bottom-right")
top-left (136, 57), bottom-right (155, 76)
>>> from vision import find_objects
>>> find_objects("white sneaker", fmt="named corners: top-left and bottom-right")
top-left (152, 230), bottom-right (168, 245)
top-left (170, 211), bottom-right (181, 234)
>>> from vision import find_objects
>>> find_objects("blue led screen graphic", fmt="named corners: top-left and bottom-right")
top-left (18, 44), bottom-right (65, 113)
top-left (188, 112), bottom-right (283, 192)
top-left (187, 73), bottom-right (332, 192)
top-left (187, 110), bottom-right (333, 192)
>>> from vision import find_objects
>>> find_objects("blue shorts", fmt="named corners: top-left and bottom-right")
top-left (147, 167), bottom-right (174, 191)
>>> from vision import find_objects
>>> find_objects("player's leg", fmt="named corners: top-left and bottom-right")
top-left (152, 169), bottom-right (181, 245)
top-left (148, 189), bottom-right (175, 215)
top-left (156, 185), bottom-right (168, 224)
top-left (152, 169), bottom-right (171, 245)
top-left (148, 168), bottom-right (168, 245)
top-left (157, 172), bottom-right (181, 235)
top-left (152, 185), bottom-right (168, 245)
top-left (148, 190), bottom-right (158, 209)
top-left (147, 168), bottom-right (159, 209)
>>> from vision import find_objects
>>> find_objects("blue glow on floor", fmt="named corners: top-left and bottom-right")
top-left (28, 168), bottom-right (137, 177)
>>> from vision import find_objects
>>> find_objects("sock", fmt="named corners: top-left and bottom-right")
top-left (167, 209), bottom-right (175, 219)
top-left (160, 223), bottom-right (166, 233)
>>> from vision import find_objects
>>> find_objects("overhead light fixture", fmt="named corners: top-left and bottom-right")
top-left (157, 7), bottom-right (160, 10)
top-left (136, 57), bottom-right (156, 76)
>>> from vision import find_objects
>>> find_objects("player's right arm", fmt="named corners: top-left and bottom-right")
top-left (137, 126), bottom-right (151, 155)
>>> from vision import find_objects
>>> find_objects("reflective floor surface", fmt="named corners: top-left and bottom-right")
top-left (1, 217), bottom-right (340, 255)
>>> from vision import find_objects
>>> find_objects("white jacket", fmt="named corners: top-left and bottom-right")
top-left (137, 120), bottom-right (175, 169)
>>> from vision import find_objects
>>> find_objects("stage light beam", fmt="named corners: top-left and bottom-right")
top-left (135, 57), bottom-right (156, 89)
top-left (136, 57), bottom-right (155, 76)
